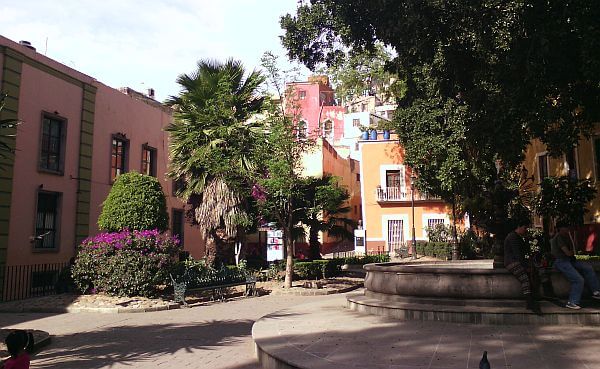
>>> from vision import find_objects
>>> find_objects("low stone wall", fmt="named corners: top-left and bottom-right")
top-left (364, 260), bottom-right (600, 300)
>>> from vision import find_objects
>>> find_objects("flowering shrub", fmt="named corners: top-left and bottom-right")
top-left (72, 229), bottom-right (181, 297)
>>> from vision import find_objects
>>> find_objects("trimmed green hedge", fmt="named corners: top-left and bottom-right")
top-left (416, 241), bottom-right (452, 259)
top-left (293, 254), bottom-right (391, 280)
top-left (98, 172), bottom-right (169, 232)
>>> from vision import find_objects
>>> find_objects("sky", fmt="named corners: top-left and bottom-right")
top-left (0, 0), bottom-right (308, 101)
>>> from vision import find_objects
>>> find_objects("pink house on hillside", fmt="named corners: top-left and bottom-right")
top-left (0, 36), bottom-right (203, 299)
top-left (286, 76), bottom-right (345, 143)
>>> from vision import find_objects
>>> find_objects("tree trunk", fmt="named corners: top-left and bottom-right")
top-left (451, 198), bottom-right (459, 260)
top-left (309, 225), bottom-right (321, 260)
top-left (205, 234), bottom-right (217, 267)
top-left (284, 218), bottom-right (294, 289)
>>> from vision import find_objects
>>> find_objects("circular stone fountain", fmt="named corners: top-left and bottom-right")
top-left (347, 260), bottom-right (600, 325)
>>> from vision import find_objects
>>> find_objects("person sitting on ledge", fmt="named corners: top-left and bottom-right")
top-left (551, 221), bottom-right (600, 310)
top-left (504, 218), bottom-right (541, 314)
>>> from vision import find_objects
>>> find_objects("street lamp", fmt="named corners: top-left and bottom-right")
top-left (410, 175), bottom-right (417, 259)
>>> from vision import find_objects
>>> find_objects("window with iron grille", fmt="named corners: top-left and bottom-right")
top-left (141, 145), bottom-right (157, 177)
top-left (427, 218), bottom-right (445, 228)
top-left (299, 90), bottom-right (306, 100)
top-left (111, 135), bottom-right (128, 182)
top-left (39, 114), bottom-right (65, 173)
top-left (172, 209), bottom-right (185, 245)
top-left (352, 118), bottom-right (360, 127)
top-left (35, 191), bottom-right (60, 249)
top-left (387, 219), bottom-right (404, 251)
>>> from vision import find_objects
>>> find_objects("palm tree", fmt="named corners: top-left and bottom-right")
top-left (166, 59), bottom-right (265, 266)
top-left (295, 175), bottom-right (356, 259)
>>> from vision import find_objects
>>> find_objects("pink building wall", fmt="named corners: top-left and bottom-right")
top-left (7, 62), bottom-right (88, 266)
top-left (287, 78), bottom-right (345, 142)
top-left (91, 84), bottom-right (205, 258)
top-left (1, 36), bottom-right (204, 266)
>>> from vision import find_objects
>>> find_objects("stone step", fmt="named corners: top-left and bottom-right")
top-left (347, 293), bottom-right (600, 325)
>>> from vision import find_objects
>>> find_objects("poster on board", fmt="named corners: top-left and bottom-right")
top-left (266, 229), bottom-right (284, 261)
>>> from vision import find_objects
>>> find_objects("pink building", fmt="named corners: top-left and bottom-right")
top-left (0, 36), bottom-right (203, 297)
top-left (286, 76), bottom-right (345, 143)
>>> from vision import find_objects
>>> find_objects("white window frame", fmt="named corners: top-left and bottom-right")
top-left (379, 164), bottom-right (406, 190)
top-left (422, 213), bottom-right (450, 240)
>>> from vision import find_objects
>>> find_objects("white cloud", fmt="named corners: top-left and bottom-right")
top-left (0, 0), bottom-right (307, 101)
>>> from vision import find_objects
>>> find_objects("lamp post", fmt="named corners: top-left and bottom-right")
top-left (410, 175), bottom-right (417, 259)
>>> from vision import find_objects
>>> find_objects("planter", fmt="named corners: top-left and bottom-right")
top-left (360, 131), bottom-right (369, 140)
top-left (383, 130), bottom-right (391, 140)
top-left (369, 129), bottom-right (377, 140)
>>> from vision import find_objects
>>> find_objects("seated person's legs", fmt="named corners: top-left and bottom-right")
top-left (555, 259), bottom-right (585, 305)
top-left (572, 260), bottom-right (600, 296)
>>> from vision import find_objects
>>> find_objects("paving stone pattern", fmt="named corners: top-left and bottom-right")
top-left (254, 294), bottom-right (600, 369)
top-left (0, 294), bottom-right (314, 369)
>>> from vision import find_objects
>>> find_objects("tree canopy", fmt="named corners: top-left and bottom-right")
top-left (281, 1), bottom-right (600, 230)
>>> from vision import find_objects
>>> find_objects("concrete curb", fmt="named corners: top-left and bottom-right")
top-left (269, 283), bottom-right (363, 296)
top-left (0, 303), bottom-right (181, 314)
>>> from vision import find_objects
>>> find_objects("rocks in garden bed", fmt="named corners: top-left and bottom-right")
top-left (302, 280), bottom-right (324, 289)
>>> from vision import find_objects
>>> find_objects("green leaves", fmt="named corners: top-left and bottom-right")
top-left (98, 172), bottom-right (169, 232)
top-left (166, 59), bottom-right (267, 241)
top-left (532, 176), bottom-right (596, 226)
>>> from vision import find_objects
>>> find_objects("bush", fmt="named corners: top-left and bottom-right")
top-left (72, 229), bottom-right (181, 297)
top-left (294, 259), bottom-right (343, 280)
top-left (340, 254), bottom-right (390, 265)
top-left (98, 172), bottom-right (169, 232)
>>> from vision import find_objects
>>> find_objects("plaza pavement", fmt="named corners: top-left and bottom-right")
top-left (0, 293), bottom-right (316, 369)
top-left (254, 292), bottom-right (600, 369)
top-left (2, 288), bottom-right (599, 369)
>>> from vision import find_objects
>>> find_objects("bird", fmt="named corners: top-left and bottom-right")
top-left (479, 351), bottom-right (491, 369)
top-left (29, 231), bottom-right (51, 243)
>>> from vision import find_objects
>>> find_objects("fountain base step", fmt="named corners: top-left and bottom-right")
top-left (347, 292), bottom-right (600, 325)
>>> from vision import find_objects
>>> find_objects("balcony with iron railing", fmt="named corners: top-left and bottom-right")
top-left (376, 186), bottom-right (442, 203)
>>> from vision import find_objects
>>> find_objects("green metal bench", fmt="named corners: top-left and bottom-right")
top-left (170, 271), bottom-right (257, 306)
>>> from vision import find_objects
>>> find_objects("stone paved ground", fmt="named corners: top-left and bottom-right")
top-left (0, 293), bottom-right (321, 369)
top-left (254, 292), bottom-right (600, 369)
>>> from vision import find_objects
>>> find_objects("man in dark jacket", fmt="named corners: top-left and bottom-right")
top-left (504, 219), bottom-right (541, 314)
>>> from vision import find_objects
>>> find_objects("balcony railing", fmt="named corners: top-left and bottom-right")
top-left (376, 187), bottom-right (441, 202)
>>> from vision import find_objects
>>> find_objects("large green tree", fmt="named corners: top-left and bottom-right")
top-left (166, 59), bottom-right (265, 266)
top-left (251, 52), bottom-right (315, 288)
top-left (295, 175), bottom-right (355, 259)
top-left (281, 1), bottom-right (600, 234)
top-left (316, 43), bottom-right (398, 106)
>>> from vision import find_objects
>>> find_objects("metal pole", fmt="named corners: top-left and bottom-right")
top-left (411, 181), bottom-right (417, 259)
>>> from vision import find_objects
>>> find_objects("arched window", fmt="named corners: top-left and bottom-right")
top-left (297, 120), bottom-right (308, 139)
top-left (323, 120), bottom-right (333, 138)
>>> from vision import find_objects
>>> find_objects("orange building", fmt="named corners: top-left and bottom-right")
top-left (359, 134), bottom-right (450, 253)
top-left (299, 138), bottom-right (362, 254)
